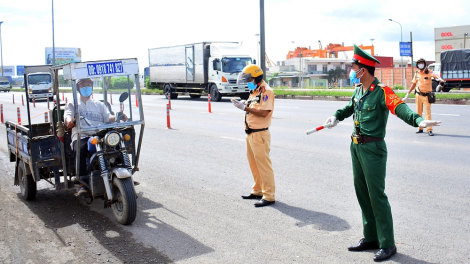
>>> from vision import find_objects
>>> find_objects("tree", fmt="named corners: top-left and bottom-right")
top-left (327, 68), bottom-right (347, 84)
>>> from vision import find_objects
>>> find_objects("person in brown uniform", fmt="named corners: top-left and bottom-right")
top-left (232, 64), bottom-right (275, 207)
top-left (403, 58), bottom-right (444, 136)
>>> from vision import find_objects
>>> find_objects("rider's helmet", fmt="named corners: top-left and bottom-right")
top-left (237, 64), bottom-right (264, 84)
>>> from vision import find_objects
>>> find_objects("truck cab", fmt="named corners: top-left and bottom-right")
top-left (427, 63), bottom-right (441, 92)
top-left (0, 77), bottom-right (11, 92)
top-left (209, 56), bottom-right (253, 100)
top-left (27, 72), bottom-right (53, 101)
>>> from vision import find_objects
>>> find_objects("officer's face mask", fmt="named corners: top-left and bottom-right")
top-left (355, 67), bottom-right (365, 80)
top-left (79, 86), bottom-right (93, 97)
top-left (247, 81), bottom-right (257, 90)
top-left (417, 63), bottom-right (425, 69)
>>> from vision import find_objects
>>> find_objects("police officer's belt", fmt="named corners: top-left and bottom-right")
top-left (245, 127), bottom-right (268, 135)
top-left (351, 134), bottom-right (383, 144)
top-left (416, 91), bottom-right (430, 96)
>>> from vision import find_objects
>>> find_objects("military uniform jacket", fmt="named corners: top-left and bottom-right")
top-left (334, 78), bottom-right (425, 138)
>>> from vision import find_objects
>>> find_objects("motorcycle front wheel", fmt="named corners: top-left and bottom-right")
top-left (111, 177), bottom-right (137, 225)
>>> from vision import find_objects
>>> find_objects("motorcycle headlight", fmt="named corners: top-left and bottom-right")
top-left (105, 132), bottom-right (120, 147)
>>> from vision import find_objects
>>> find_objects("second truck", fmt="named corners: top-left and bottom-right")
top-left (148, 42), bottom-right (254, 101)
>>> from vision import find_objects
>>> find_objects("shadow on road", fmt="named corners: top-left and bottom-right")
top-left (272, 201), bottom-right (350, 231)
top-left (17, 188), bottom-right (211, 263)
top-left (392, 253), bottom-right (437, 264)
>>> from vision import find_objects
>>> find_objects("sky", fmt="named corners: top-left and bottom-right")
top-left (1, 0), bottom-right (470, 75)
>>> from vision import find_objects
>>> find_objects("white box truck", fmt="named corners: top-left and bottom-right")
top-left (0, 77), bottom-right (11, 92)
top-left (24, 65), bottom-right (54, 102)
top-left (149, 42), bottom-right (254, 101)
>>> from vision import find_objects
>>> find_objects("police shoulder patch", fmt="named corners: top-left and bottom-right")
top-left (381, 85), bottom-right (404, 115)
top-left (263, 94), bottom-right (268, 102)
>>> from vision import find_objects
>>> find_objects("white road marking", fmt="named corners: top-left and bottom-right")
top-left (221, 136), bottom-right (245, 142)
top-left (432, 113), bottom-right (460, 116)
top-left (413, 141), bottom-right (425, 144)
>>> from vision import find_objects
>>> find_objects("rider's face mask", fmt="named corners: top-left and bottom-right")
top-left (247, 81), bottom-right (258, 90)
top-left (79, 86), bottom-right (93, 97)
top-left (417, 63), bottom-right (425, 69)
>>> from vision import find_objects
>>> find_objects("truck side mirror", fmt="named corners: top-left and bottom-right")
top-left (253, 59), bottom-right (257, 65)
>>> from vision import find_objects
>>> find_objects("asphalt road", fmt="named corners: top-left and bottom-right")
top-left (0, 92), bottom-right (469, 263)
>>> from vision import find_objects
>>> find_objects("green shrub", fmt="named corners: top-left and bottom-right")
top-left (393, 84), bottom-right (406, 90)
top-left (145, 77), bottom-right (160, 89)
top-left (109, 76), bottom-right (134, 89)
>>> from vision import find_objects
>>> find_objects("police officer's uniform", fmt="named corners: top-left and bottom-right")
top-left (412, 68), bottom-right (437, 132)
top-left (245, 80), bottom-right (275, 202)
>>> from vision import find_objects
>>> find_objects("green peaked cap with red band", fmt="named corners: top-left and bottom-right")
top-left (352, 44), bottom-right (380, 67)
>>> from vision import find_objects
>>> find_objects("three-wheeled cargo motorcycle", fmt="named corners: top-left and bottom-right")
top-left (5, 59), bottom-right (145, 225)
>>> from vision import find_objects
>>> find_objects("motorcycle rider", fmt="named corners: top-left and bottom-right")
top-left (64, 78), bottom-right (131, 195)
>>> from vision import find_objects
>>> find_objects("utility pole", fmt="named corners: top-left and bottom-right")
top-left (465, 33), bottom-right (468, 49)
top-left (259, 0), bottom-right (266, 76)
top-left (410, 32), bottom-right (413, 85)
top-left (0, 21), bottom-right (3, 77)
top-left (52, 0), bottom-right (56, 66)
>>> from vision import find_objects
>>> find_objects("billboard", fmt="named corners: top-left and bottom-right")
top-left (0, 66), bottom-right (15, 77)
top-left (45, 47), bottom-right (82, 65)
top-left (16, 65), bottom-right (25, 76)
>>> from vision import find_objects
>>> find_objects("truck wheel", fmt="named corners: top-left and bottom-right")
top-left (111, 177), bottom-right (137, 225)
top-left (189, 94), bottom-right (201, 99)
top-left (240, 93), bottom-right (250, 100)
top-left (210, 84), bottom-right (222, 102)
top-left (164, 84), bottom-right (178, 99)
top-left (18, 161), bottom-right (37, 200)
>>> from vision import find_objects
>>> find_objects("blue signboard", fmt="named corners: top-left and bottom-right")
top-left (16, 65), bottom-right (25, 76)
top-left (87, 61), bottom-right (123, 76)
top-left (399, 42), bottom-right (412, 56)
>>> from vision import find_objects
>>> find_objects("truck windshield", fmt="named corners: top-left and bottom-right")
top-left (222, 58), bottom-right (252, 73)
top-left (0, 82), bottom-right (9, 85)
top-left (28, 74), bottom-right (51, 85)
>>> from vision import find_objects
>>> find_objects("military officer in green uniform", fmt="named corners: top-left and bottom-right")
top-left (323, 44), bottom-right (441, 262)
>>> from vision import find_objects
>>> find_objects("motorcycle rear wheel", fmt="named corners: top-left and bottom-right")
top-left (111, 177), bottom-right (137, 225)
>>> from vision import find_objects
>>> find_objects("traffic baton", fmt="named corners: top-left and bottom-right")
top-left (135, 92), bottom-right (138, 107)
top-left (44, 112), bottom-right (49, 123)
top-left (33, 97), bottom-right (36, 108)
top-left (17, 107), bottom-right (21, 124)
top-left (168, 92), bottom-right (171, 110)
top-left (166, 104), bottom-right (171, 129)
top-left (306, 122), bottom-right (338, 135)
top-left (22, 95), bottom-right (24, 106)
top-left (1, 104), bottom-right (3, 123)
top-left (208, 94), bottom-right (212, 113)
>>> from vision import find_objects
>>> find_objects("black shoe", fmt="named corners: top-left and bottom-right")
top-left (373, 246), bottom-right (397, 262)
top-left (348, 238), bottom-right (380, 251)
top-left (416, 130), bottom-right (424, 133)
top-left (428, 131), bottom-right (434, 136)
top-left (133, 181), bottom-right (140, 186)
top-left (254, 199), bottom-right (275, 207)
top-left (241, 194), bottom-right (263, 200)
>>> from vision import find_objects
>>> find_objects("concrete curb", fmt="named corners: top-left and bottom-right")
top-left (275, 94), bottom-right (470, 105)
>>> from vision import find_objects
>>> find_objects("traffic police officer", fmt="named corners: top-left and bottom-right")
top-left (232, 65), bottom-right (275, 207)
top-left (403, 58), bottom-right (444, 136)
top-left (323, 45), bottom-right (441, 261)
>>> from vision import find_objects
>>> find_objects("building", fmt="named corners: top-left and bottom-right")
top-left (434, 25), bottom-right (470, 63)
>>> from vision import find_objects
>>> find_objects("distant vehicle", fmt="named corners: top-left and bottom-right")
top-left (149, 42), bottom-right (254, 101)
top-left (427, 63), bottom-right (441, 92)
top-left (0, 77), bottom-right (11, 92)
top-left (26, 66), bottom-right (53, 101)
top-left (440, 49), bottom-right (470, 92)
